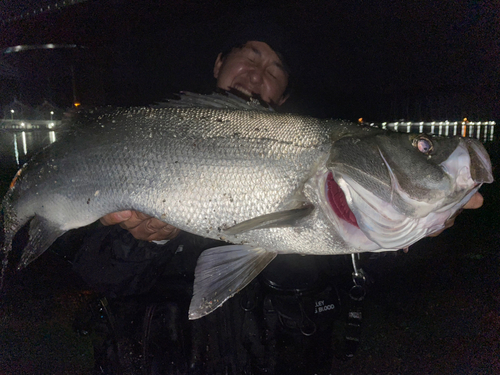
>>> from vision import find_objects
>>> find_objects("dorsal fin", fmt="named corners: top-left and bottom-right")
top-left (154, 91), bottom-right (272, 112)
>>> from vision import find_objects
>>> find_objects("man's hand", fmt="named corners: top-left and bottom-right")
top-left (100, 211), bottom-right (181, 241)
top-left (428, 192), bottom-right (484, 237)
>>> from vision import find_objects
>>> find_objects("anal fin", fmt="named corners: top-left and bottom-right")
top-left (189, 245), bottom-right (277, 319)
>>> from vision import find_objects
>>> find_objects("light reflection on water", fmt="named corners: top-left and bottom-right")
top-left (13, 133), bottom-right (19, 166)
top-left (0, 130), bottom-right (58, 195)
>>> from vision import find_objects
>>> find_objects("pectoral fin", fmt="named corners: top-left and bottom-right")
top-left (224, 205), bottom-right (314, 235)
top-left (189, 245), bottom-right (277, 319)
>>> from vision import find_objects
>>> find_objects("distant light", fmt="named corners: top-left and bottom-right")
top-left (50, 111), bottom-right (54, 115)
top-left (74, 102), bottom-right (81, 107)
top-left (10, 109), bottom-right (14, 113)
top-left (20, 122), bottom-right (25, 127)
top-left (463, 118), bottom-right (468, 122)
top-left (2, 44), bottom-right (80, 54)
top-left (358, 118), bottom-right (363, 123)
top-left (48, 123), bottom-right (54, 129)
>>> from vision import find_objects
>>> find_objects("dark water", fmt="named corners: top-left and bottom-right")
top-left (0, 129), bottom-right (58, 195)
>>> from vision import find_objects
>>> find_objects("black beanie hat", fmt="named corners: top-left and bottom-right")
top-left (220, 10), bottom-right (294, 75)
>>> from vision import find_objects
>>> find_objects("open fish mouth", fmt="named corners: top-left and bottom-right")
top-left (326, 173), bottom-right (359, 228)
top-left (324, 138), bottom-right (492, 252)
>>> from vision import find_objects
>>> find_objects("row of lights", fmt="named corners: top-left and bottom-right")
top-left (380, 120), bottom-right (496, 126)
top-left (9, 122), bottom-right (55, 129)
top-left (359, 118), bottom-right (496, 127)
top-left (8, 110), bottom-right (56, 130)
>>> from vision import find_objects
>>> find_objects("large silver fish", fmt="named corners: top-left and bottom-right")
top-left (0, 93), bottom-right (493, 319)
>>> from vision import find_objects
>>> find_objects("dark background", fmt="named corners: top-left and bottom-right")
top-left (0, 2), bottom-right (499, 373)
top-left (0, 0), bottom-right (499, 120)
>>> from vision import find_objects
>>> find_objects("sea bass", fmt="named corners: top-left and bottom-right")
top-left (0, 93), bottom-right (493, 319)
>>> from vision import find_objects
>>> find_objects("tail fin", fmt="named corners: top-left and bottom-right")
top-left (1, 189), bottom-right (30, 290)
top-left (19, 215), bottom-right (65, 269)
top-left (0, 234), bottom-right (13, 291)
top-left (0, 207), bottom-right (20, 291)
top-left (1, 167), bottom-right (25, 290)
top-left (1, 211), bottom-right (66, 290)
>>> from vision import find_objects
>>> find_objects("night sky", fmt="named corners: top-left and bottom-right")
top-left (0, 0), bottom-right (498, 121)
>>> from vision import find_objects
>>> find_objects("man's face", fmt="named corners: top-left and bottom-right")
top-left (213, 41), bottom-right (289, 106)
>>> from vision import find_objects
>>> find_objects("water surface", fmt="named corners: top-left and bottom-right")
top-left (0, 130), bottom-right (58, 195)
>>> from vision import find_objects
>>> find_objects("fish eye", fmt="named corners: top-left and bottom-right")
top-left (412, 135), bottom-right (434, 154)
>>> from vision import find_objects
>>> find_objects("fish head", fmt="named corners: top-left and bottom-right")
top-left (323, 132), bottom-right (493, 251)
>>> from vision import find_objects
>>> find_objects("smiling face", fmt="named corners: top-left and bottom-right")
top-left (213, 41), bottom-right (289, 106)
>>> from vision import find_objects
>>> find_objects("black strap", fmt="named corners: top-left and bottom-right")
top-left (343, 254), bottom-right (367, 358)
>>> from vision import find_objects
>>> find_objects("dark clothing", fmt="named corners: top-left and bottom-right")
top-left (69, 224), bottom-right (223, 298)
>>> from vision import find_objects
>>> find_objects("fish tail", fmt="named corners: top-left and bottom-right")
top-left (0, 191), bottom-right (29, 290)
top-left (18, 215), bottom-right (66, 269)
top-left (0, 234), bottom-right (13, 291)
top-left (0, 206), bottom-right (18, 291)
